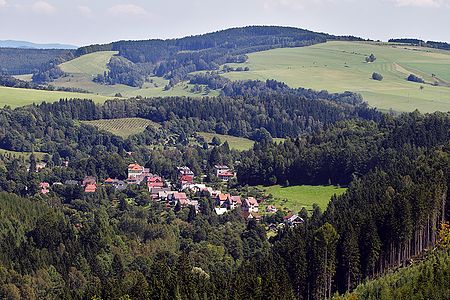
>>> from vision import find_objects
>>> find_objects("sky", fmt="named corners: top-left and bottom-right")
top-left (0, 0), bottom-right (449, 46)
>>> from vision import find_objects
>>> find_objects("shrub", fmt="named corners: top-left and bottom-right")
top-left (372, 72), bottom-right (383, 81)
top-left (407, 74), bottom-right (425, 83)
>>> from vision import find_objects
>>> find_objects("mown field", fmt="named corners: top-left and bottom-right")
top-left (60, 51), bottom-right (118, 75)
top-left (0, 86), bottom-right (112, 107)
top-left (258, 185), bottom-right (347, 212)
top-left (198, 132), bottom-right (255, 151)
top-left (198, 132), bottom-right (285, 151)
top-left (0, 148), bottom-right (48, 161)
top-left (223, 41), bottom-right (450, 113)
top-left (82, 118), bottom-right (159, 139)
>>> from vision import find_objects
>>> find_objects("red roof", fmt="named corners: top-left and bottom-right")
top-left (128, 163), bottom-right (143, 171)
top-left (105, 178), bottom-right (114, 183)
top-left (218, 193), bottom-right (229, 201)
top-left (245, 197), bottom-right (258, 206)
top-left (85, 184), bottom-right (97, 193)
top-left (174, 192), bottom-right (187, 199)
top-left (230, 196), bottom-right (242, 204)
top-left (218, 172), bottom-right (234, 177)
top-left (180, 175), bottom-right (194, 183)
top-left (148, 176), bottom-right (162, 182)
top-left (39, 182), bottom-right (50, 188)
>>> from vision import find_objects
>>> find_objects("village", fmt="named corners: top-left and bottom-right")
top-left (37, 161), bottom-right (304, 229)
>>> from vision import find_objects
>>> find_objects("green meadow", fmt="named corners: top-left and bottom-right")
top-left (0, 86), bottom-right (112, 107)
top-left (82, 118), bottom-right (159, 139)
top-left (198, 132), bottom-right (255, 151)
top-left (0, 148), bottom-right (48, 161)
top-left (258, 185), bottom-right (347, 212)
top-left (223, 41), bottom-right (450, 113)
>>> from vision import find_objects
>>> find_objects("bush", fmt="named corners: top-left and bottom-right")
top-left (407, 74), bottom-right (425, 83)
top-left (372, 72), bottom-right (383, 81)
top-left (365, 54), bottom-right (376, 63)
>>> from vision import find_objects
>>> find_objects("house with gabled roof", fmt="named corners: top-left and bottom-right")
top-left (242, 197), bottom-right (259, 213)
top-left (85, 183), bottom-right (97, 193)
top-left (241, 211), bottom-right (261, 222)
top-left (216, 193), bottom-right (230, 207)
top-left (82, 176), bottom-right (96, 187)
top-left (225, 195), bottom-right (242, 210)
top-left (39, 182), bottom-right (50, 194)
top-left (214, 165), bottom-right (235, 182)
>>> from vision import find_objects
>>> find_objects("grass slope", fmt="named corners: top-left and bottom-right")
top-left (0, 86), bottom-right (112, 107)
top-left (198, 132), bottom-right (255, 151)
top-left (223, 41), bottom-right (450, 113)
top-left (59, 51), bottom-right (118, 75)
top-left (82, 118), bottom-right (159, 139)
top-left (258, 185), bottom-right (346, 212)
top-left (0, 148), bottom-right (48, 161)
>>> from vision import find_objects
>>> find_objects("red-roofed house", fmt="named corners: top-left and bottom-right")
top-left (85, 184), bottom-right (97, 193)
top-left (241, 211), bottom-right (261, 222)
top-left (225, 195), bottom-right (242, 210)
top-left (104, 178), bottom-right (115, 184)
top-left (215, 165), bottom-right (235, 182)
top-left (284, 214), bottom-right (304, 227)
top-left (168, 192), bottom-right (190, 206)
top-left (147, 176), bottom-right (164, 189)
top-left (242, 197), bottom-right (259, 213)
top-left (266, 205), bottom-right (278, 213)
top-left (180, 174), bottom-right (194, 186)
top-left (82, 176), bottom-right (96, 187)
top-left (39, 182), bottom-right (50, 194)
top-left (216, 193), bottom-right (230, 207)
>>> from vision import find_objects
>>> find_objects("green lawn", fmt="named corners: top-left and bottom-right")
top-left (258, 185), bottom-right (347, 213)
top-left (0, 148), bottom-right (48, 161)
top-left (223, 41), bottom-right (450, 113)
top-left (198, 132), bottom-right (285, 151)
top-left (0, 86), bottom-right (113, 107)
top-left (82, 118), bottom-right (159, 139)
top-left (59, 51), bottom-right (118, 75)
top-left (198, 132), bottom-right (255, 151)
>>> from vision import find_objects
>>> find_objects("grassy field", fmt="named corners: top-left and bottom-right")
top-left (0, 148), bottom-right (48, 161)
top-left (258, 185), bottom-right (347, 212)
top-left (0, 86), bottom-right (112, 107)
top-left (82, 118), bottom-right (159, 139)
top-left (223, 41), bottom-right (450, 113)
top-left (198, 132), bottom-right (286, 151)
top-left (198, 132), bottom-right (255, 151)
top-left (60, 51), bottom-right (118, 75)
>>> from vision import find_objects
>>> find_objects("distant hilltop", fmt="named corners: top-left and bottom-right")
top-left (0, 40), bottom-right (77, 49)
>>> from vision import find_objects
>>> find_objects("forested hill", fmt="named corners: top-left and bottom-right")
top-left (76, 26), bottom-right (364, 87)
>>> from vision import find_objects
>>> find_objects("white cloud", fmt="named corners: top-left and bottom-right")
top-left (394, 0), bottom-right (448, 7)
top-left (108, 4), bottom-right (147, 16)
top-left (0, 0), bottom-right (7, 8)
top-left (264, 0), bottom-right (305, 10)
top-left (15, 1), bottom-right (56, 14)
top-left (31, 1), bottom-right (56, 14)
top-left (77, 5), bottom-right (92, 17)
top-left (263, 0), bottom-right (347, 10)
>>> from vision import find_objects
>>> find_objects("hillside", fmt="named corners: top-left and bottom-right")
top-left (335, 250), bottom-right (450, 300)
top-left (0, 86), bottom-right (112, 107)
top-left (223, 41), bottom-right (450, 113)
top-left (81, 118), bottom-right (159, 139)
top-left (0, 40), bottom-right (77, 49)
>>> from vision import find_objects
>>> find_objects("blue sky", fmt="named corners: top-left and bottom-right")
top-left (0, 0), bottom-right (449, 46)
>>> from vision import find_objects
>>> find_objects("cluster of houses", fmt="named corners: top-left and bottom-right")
top-left (37, 162), bottom-right (303, 226)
